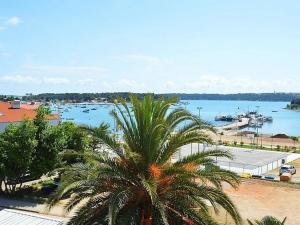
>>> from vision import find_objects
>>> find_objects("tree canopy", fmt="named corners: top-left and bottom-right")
top-left (0, 120), bottom-right (37, 193)
top-left (0, 107), bottom-right (93, 194)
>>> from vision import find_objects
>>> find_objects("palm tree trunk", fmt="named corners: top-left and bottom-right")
top-left (140, 210), bottom-right (152, 225)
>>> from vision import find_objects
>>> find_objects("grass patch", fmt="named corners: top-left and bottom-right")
top-left (31, 179), bottom-right (55, 189)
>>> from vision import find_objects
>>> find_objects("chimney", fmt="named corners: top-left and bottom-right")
top-left (11, 100), bottom-right (21, 109)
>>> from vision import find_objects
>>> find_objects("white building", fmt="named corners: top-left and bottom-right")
top-left (0, 101), bottom-right (60, 132)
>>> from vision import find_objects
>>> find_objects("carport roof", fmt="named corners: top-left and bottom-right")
top-left (0, 209), bottom-right (64, 225)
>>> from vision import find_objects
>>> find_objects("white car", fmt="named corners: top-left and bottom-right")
top-left (279, 165), bottom-right (296, 176)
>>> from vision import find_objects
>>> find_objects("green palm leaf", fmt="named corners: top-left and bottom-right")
top-left (248, 216), bottom-right (287, 225)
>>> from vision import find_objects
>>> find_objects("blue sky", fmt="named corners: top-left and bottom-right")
top-left (1, 0), bottom-right (300, 95)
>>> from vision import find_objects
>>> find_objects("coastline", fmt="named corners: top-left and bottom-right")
top-left (285, 107), bottom-right (300, 112)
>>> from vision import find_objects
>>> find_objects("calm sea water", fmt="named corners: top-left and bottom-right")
top-left (55, 100), bottom-right (300, 136)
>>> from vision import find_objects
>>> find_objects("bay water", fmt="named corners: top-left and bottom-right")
top-left (56, 100), bottom-right (300, 136)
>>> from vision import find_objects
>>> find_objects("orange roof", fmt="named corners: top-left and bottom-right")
top-left (21, 103), bottom-right (40, 110)
top-left (0, 102), bottom-right (60, 123)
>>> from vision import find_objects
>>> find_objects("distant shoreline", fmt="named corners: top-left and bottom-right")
top-left (285, 107), bottom-right (300, 112)
top-left (16, 92), bottom-right (300, 103)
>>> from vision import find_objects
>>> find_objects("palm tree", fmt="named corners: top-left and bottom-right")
top-left (80, 122), bottom-right (116, 151)
top-left (49, 94), bottom-right (241, 225)
top-left (248, 216), bottom-right (287, 225)
top-left (290, 136), bottom-right (299, 149)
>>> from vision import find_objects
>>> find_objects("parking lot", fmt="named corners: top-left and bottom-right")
top-left (268, 157), bottom-right (300, 182)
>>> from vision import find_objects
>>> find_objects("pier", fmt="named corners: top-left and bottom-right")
top-left (220, 118), bottom-right (250, 130)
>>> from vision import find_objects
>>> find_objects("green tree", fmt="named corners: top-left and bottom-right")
top-left (31, 106), bottom-right (66, 177)
top-left (32, 107), bottom-right (92, 176)
top-left (0, 120), bottom-right (37, 194)
top-left (290, 136), bottom-right (299, 148)
top-left (248, 216), bottom-right (287, 225)
top-left (56, 122), bottom-right (93, 166)
top-left (49, 94), bottom-right (241, 225)
top-left (59, 122), bottom-right (91, 151)
top-left (32, 125), bottom-right (69, 177)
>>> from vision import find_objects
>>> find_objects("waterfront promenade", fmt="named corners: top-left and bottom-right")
top-left (219, 118), bottom-right (250, 130)
top-left (212, 133), bottom-right (300, 149)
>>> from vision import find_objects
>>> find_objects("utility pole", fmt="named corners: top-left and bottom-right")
top-left (260, 130), bottom-right (263, 148)
top-left (271, 133), bottom-right (273, 149)
top-left (197, 106), bottom-right (202, 152)
top-left (113, 104), bottom-right (117, 133)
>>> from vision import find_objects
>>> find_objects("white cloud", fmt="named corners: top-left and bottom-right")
top-left (114, 54), bottom-right (172, 75)
top-left (22, 64), bottom-right (108, 77)
top-left (116, 79), bottom-right (141, 87)
top-left (115, 54), bottom-right (171, 66)
top-left (0, 75), bottom-right (69, 85)
top-left (99, 79), bottom-right (146, 92)
top-left (0, 75), bottom-right (38, 84)
top-left (121, 54), bottom-right (163, 64)
top-left (6, 16), bottom-right (21, 27)
top-left (181, 75), bottom-right (300, 94)
top-left (42, 77), bottom-right (70, 84)
top-left (0, 64), bottom-right (109, 91)
top-left (76, 79), bottom-right (94, 85)
top-left (0, 16), bottom-right (22, 33)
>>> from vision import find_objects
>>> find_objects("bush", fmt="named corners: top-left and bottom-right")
top-left (39, 179), bottom-right (55, 187)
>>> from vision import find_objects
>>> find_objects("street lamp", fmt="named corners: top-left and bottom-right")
top-left (196, 107), bottom-right (203, 152)
top-left (197, 106), bottom-right (203, 118)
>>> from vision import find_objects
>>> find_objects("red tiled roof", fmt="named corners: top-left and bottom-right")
top-left (21, 104), bottom-right (40, 110)
top-left (271, 134), bottom-right (290, 139)
top-left (0, 102), bottom-right (60, 123)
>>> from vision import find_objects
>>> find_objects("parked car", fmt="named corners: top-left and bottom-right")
top-left (279, 165), bottom-right (296, 176)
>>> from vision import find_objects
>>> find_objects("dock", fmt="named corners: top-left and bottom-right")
top-left (220, 118), bottom-right (250, 130)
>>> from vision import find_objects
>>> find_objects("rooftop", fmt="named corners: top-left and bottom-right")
top-left (0, 101), bottom-right (59, 123)
top-left (0, 209), bottom-right (64, 225)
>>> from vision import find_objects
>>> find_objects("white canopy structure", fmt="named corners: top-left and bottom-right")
top-left (0, 209), bottom-right (64, 225)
